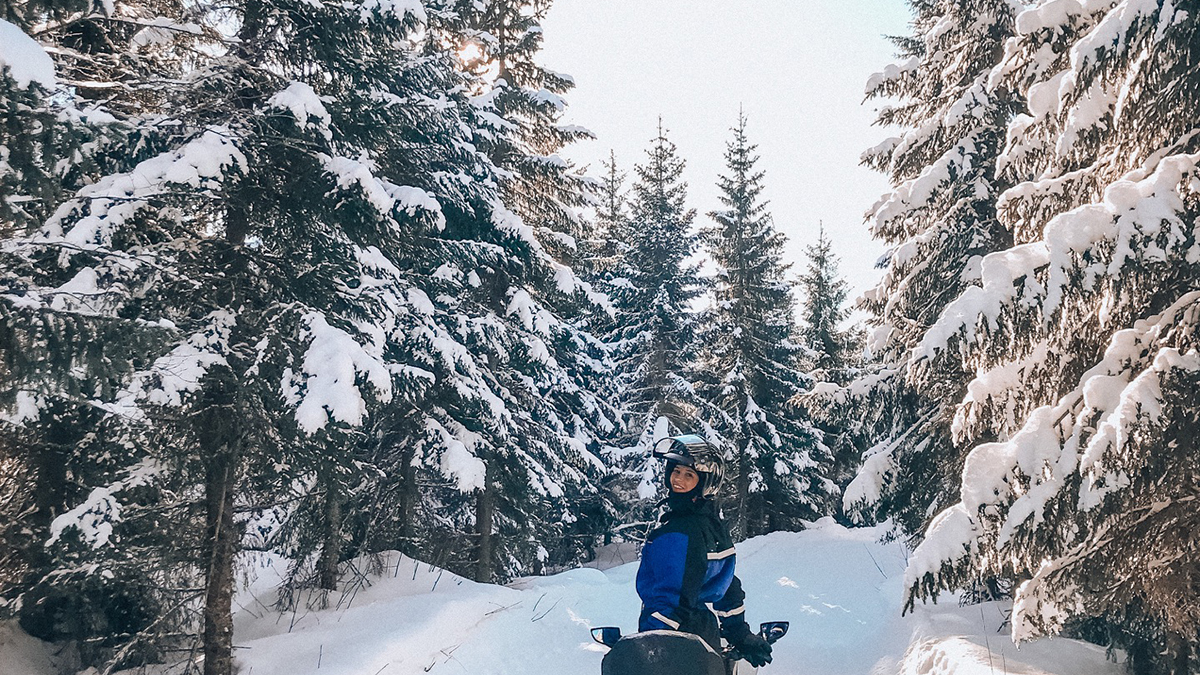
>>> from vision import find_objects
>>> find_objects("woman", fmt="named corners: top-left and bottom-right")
top-left (635, 435), bottom-right (773, 668)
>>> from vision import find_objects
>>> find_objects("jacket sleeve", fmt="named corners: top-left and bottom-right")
top-left (714, 573), bottom-right (750, 636)
top-left (635, 530), bottom-right (707, 631)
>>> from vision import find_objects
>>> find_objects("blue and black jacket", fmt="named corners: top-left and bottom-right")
top-left (636, 495), bottom-right (748, 647)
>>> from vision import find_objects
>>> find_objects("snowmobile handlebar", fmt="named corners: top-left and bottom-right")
top-left (721, 621), bottom-right (788, 661)
top-left (594, 623), bottom-right (788, 674)
top-left (590, 620), bottom-right (788, 649)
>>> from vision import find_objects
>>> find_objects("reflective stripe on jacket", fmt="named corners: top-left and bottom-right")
top-left (635, 498), bottom-right (747, 641)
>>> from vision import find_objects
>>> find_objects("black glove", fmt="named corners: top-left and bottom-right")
top-left (725, 622), bottom-right (773, 668)
top-left (735, 631), bottom-right (772, 668)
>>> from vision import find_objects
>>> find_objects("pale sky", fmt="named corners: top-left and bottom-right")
top-left (540, 0), bottom-right (912, 300)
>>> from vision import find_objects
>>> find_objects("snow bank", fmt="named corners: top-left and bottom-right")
top-left (2, 522), bottom-right (1124, 675)
top-left (226, 520), bottom-right (1121, 675)
top-left (0, 622), bottom-right (64, 675)
top-left (888, 600), bottom-right (1119, 675)
top-left (219, 522), bottom-right (916, 675)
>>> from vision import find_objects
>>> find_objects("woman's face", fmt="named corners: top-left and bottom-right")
top-left (669, 465), bottom-right (700, 494)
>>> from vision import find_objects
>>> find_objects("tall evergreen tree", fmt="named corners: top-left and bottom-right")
top-left (1, 23), bottom-right (75, 599)
top-left (3, 2), bottom-right (462, 669)
top-left (427, 0), bottom-right (618, 582)
top-left (0, 6), bottom-right (215, 668)
top-left (610, 121), bottom-right (703, 496)
top-left (796, 225), bottom-right (865, 496)
top-left (697, 113), bottom-right (831, 539)
top-left (450, 0), bottom-right (594, 267)
top-left (902, 2), bottom-right (1200, 672)
top-left (2, 3), bottom-right (613, 674)
top-left (841, 0), bottom-right (1020, 541)
top-left (578, 150), bottom-right (628, 287)
top-left (797, 226), bottom-right (860, 377)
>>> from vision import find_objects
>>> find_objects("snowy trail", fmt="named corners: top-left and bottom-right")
top-left (228, 519), bottom-right (1120, 675)
top-left (231, 514), bottom-right (1123, 672)
top-left (0, 520), bottom-right (1125, 675)
top-left (230, 520), bottom-right (911, 675)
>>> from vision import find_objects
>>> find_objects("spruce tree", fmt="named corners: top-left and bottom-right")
top-left (842, 0), bottom-right (1019, 541)
top-left (3, 3), bottom-right (612, 674)
top-left (796, 225), bottom-right (865, 496)
top-left (610, 121), bottom-right (704, 496)
top-left (2, 2), bottom-right (455, 668)
top-left (0, 21), bottom-right (95, 237)
top-left (903, 2), bottom-right (1200, 671)
top-left (579, 150), bottom-right (628, 288)
top-left (697, 113), bottom-right (830, 538)
top-left (0, 8), bottom-right (211, 668)
top-left (449, 0), bottom-right (595, 267)
top-left (420, 0), bottom-right (617, 582)
top-left (797, 226), bottom-right (860, 378)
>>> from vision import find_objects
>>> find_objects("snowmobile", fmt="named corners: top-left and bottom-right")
top-left (591, 621), bottom-right (788, 675)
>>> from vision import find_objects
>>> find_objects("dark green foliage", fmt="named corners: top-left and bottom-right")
top-left (2, 2), bottom-right (614, 672)
top-left (696, 113), bottom-right (832, 538)
top-left (578, 150), bottom-right (627, 300)
top-left (449, 0), bottom-right (594, 266)
top-left (848, 2), bottom-right (1200, 672)
top-left (796, 227), bottom-right (860, 377)
top-left (795, 226), bottom-right (865, 500)
top-left (902, 3), bottom-right (1200, 668)
top-left (610, 122), bottom-right (703, 450)
top-left (842, 0), bottom-right (1018, 537)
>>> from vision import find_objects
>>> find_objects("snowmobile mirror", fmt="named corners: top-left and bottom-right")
top-left (759, 621), bottom-right (788, 644)
top-left (591, 626), bottom-right (621, 647)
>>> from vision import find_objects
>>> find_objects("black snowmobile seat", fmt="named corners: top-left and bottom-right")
top-left (600, 629), bottom-right (726, 675)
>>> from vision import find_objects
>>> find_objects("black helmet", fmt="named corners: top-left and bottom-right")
top-left (652, 434), bottom-right (725, 499)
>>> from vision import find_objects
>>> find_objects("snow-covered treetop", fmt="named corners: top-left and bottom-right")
top-left (0, 19), bottom-right (56, 89)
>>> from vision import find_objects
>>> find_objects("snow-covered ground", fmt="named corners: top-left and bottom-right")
top-left (1, 519), bottom-right (1124, 675)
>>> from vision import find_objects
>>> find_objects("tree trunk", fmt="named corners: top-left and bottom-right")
top-left (475, 462), bottom-right (496, 584)
top-left (397, 445), bottom-right (417, 547)
top-left (203, 448), bottom-right (238, 675)
top-left (735, 442), bottom-right (749, 542)
top-left (28, 401), bottom-right (72, 573)
top-left (1168, 630), bottom-right (1191, 675)
top-left (317, 482), bottom-right (341, 591)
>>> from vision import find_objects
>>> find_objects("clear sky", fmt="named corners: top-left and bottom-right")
top-left (540, 0), bottom-right (912, 300)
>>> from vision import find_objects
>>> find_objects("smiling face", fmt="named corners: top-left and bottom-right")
top-left (669, 464), bottom-right (700, 494)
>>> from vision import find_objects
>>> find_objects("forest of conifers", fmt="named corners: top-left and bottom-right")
top-left (2, 1), bottom-right (1198, 674)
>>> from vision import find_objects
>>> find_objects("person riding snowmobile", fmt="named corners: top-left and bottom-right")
top-left (635, 435), bottom-right (773, 668)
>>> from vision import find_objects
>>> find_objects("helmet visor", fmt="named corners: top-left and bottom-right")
top-left (651, 435), bottom-right (709, 461)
